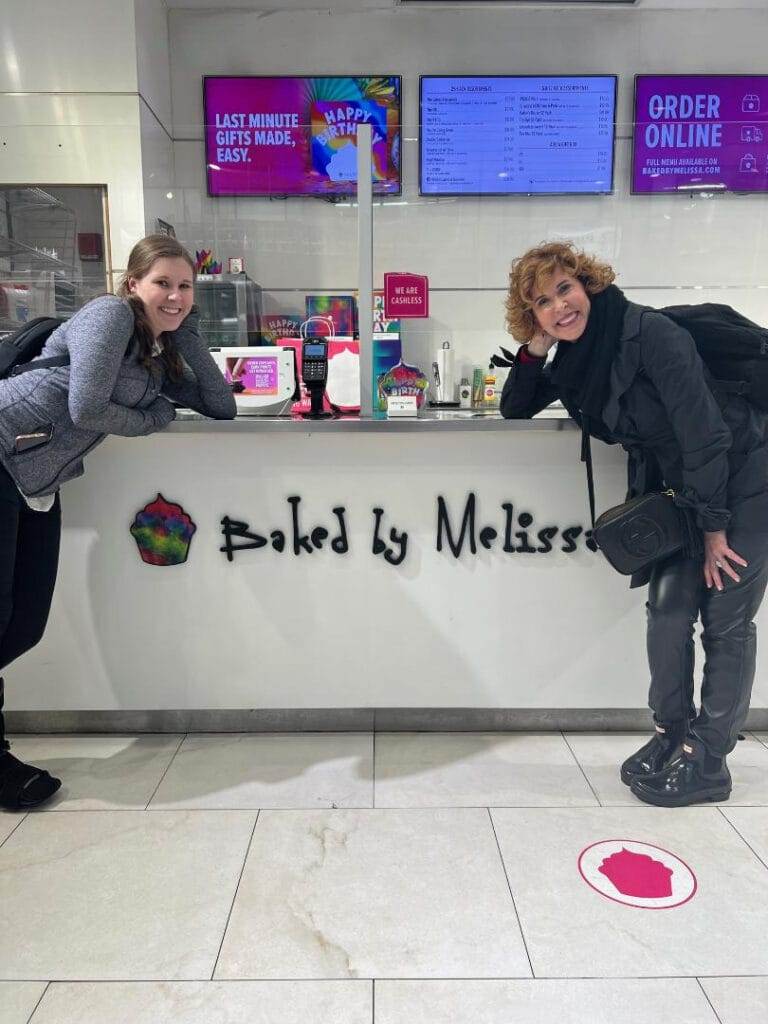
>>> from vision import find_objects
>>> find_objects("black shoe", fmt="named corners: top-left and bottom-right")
top-left (0, 676), bottom-right (61, 811)
top-left (0, 746), bottom-right (62, 811)
top-left (620, 720), bottom-right (687, 787)
top-left (630, 736), bottom-right (731, 807)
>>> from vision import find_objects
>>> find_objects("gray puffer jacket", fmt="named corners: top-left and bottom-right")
top-left (0, 294), bottom-right (236, 497)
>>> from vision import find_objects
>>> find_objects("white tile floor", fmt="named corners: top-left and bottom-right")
top-left (1, 730), bottom-right (767, 1023)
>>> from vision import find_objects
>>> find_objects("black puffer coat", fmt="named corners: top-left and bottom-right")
top-left (500, 301), bottom-right (768, 587)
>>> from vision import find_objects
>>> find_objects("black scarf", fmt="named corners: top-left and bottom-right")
top-left (550, 283), bottom-right (629, 440)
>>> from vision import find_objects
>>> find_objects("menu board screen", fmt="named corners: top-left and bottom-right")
top-left (419, 75), bottom-right (616, 196)
top-left (204, 76), bottom-right (401, 197)
top-left (633, 75), bottom-right (768, 193)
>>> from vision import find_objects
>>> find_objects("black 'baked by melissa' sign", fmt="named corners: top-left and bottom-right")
top-left (219, 493), bottom-right (597, 567)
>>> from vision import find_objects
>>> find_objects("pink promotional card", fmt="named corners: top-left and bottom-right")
top-left (383, 272), bottom-right (429, 319)
top-left (280, 339), bottom-right (360, 413)
top-left (223, 355), bottom-right (279, 397)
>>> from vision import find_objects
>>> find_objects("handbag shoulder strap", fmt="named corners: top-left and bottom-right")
top-left (580, 420), bottom-right (597, 529)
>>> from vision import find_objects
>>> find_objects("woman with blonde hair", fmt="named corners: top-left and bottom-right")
top-left (0, 235), bottom-right (235, 810)
top-left (501, 240), bottom-right (768, 806)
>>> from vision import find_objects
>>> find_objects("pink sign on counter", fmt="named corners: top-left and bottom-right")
top-left (280, 338), bottom-right (360, 414)
top-left (384, 272), bottom-right (429, 319)
top-left (224, 355), bottom-right (279, 396)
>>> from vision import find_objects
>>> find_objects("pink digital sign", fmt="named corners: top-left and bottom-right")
top-left (204, 76), bottom-right (401, 197)
top-left (633, 75), bottom-right (768, 193)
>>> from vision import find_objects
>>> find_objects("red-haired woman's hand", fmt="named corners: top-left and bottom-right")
top-left (703, 530), bottom-right (748, 592)
top-left (526, 330), bottom-right (558, 358)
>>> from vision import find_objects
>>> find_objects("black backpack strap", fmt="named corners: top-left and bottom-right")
top-left (580, 419), bottom-right (596, 529)
top-left (8, 354), bottom-right (70, 377)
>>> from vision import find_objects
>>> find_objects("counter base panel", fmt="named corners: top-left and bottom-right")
top-left (6, 707), bottom-right (768, 734)
top-left (8, 432), bottom-right (768, 716)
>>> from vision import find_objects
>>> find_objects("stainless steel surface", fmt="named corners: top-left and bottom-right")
top-left (167, 408), bottom-right (575, 433)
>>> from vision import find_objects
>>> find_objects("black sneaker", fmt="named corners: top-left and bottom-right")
top-left (620, 720), bottom-right (687, 787)
top-left (630, 736), bottom-right (732, 807)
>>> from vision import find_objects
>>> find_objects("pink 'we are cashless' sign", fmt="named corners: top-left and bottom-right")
top-left (384, 272), bottom-right (429, 319)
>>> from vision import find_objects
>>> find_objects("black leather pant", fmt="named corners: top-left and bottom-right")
top-left (0, 463), bottom-right (61, 743)
top-left (647, 496), bottom-right (768, 756)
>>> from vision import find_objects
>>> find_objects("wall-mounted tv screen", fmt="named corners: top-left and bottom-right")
top-left (419, 75), bottom-right (617, 196)
top-left (204, 76), bottom-right (401, 197)
top-left (633, 75), bottom-right (768, 194)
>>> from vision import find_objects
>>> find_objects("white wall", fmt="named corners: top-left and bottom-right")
top-left (0, 0), bottom-right (138, 94)
top-left (0, 93), bottom-right (146, 275)
top-left (135, 0), bottom-right (173, 132)
top-left (1, 0), bottom-right (175, 275)
top-left (166, 5), bottom-right (768, 377)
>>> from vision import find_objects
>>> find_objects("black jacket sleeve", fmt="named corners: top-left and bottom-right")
top-left (639, 311), bottom-right (732, 532)
top-left (500, 350), bottom-right (561, 419)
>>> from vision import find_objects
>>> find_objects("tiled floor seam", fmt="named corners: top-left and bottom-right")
top-left (560, 730), bottom-right (603, 806)
top-left (23, 980), bottom-right (50, 1024)
top-left (695, 977), bottom-right (725, 1024)
top-left (23, 802), bottom-right (713, 813)
top-left (144, 733), bottom-right (187, 809)
top-left (0, 811), bottom-right (28, 848)
top-left (486, 807), bottom-right (535, 979)
top-left (717, 806), bottom-right (768, 871)
top-left (211, 810), bottom-right (260, 980)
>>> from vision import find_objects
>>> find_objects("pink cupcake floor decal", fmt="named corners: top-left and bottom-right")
top-left (578, 839), bottom-right (697, 909)
top-left (130, 494), bottom-right (197, 566)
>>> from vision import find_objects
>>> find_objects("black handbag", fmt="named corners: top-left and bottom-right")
top-left (593, 489), bottom-right (688, 575)
top-left (582, 428), bottom-right (701, 576)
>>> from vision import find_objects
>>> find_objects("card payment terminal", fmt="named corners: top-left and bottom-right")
top-left (301, 337), bottom-right (331, 418)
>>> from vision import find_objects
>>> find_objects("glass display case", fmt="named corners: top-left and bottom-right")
top-left (0, 185), bottom-right (109, 338)
top-left (195, 272), bottom-right (263, 348)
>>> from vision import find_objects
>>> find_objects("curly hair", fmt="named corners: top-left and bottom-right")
top-left (504, 241), bottom-right (616, 342)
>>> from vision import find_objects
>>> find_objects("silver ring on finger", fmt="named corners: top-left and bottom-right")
top-left (715, 560), bottom-right (723, 568)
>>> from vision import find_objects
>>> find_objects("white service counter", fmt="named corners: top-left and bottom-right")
top-left (7, 411), bottom-right (768, 729)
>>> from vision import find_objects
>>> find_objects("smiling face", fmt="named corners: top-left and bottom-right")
top-left (531, 270), bottom-right (591, 343)
top-left (127, 256), bottom-right (194, 338)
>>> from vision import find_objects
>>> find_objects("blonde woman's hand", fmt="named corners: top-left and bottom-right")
top-left (526, 330), bottom-right (558, 358)
top-left (704, 529), bottom-right (748, 592)
top-left (149, 394), bottom-right (177, 429)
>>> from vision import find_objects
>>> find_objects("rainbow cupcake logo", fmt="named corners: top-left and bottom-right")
top-left (130, 494), bottom-right (197, 566)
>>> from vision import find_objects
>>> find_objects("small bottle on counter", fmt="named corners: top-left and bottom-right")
top-left (483, 370), bottom-right (497, 408)
top-left (459, 377), bottom-right (472, 409)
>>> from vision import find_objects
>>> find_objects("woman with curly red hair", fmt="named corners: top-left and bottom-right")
top-left (501, 241), bottom-right (768, 807)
